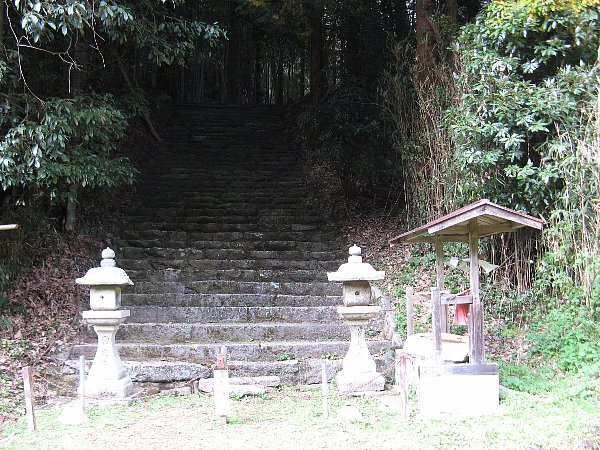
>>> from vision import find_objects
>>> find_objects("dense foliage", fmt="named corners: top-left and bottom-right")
top-left (450, 0), bottom-right (600, 216)
top-left (0, 0), bottom-right (224, 210)
top-left (0, 94), bottom-right (134, 202)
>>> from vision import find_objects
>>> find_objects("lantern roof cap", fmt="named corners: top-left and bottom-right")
top-left (328, 245), bottom-right (385, 282)
top-left (76, 248), bottom-right (133, 286)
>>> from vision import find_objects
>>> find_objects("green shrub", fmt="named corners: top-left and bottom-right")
top-left (0, 94), bottom-right (137, 204)
top-left (528, 306), bottom-right (600, 371)
top-left (450, 0), bottom-right (600, 216)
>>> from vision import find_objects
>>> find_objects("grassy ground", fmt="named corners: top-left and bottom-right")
top-left (1, 384), bottom-right (598, 450)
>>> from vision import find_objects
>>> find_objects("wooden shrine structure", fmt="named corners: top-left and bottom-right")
top-left (389, 199), bottom-right (543, 415)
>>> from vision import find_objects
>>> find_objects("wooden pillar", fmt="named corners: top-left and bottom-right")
top-left (405, 286), bottom-right (414, 337)
top-left (431, 287), bottom-right (442, 366)
top-left (434, 238), bottom-right (448, 333)
top-left (468, 220), bottom-right (484, 364)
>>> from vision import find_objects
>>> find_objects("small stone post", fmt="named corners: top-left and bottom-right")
top-left (328, 245), bottom-right (386, 393)
top-left (214, 346), bottom-right (230, 424)
top-left (76, 248), bottom-right (134, 399)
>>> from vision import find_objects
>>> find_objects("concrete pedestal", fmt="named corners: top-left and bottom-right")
top-left (418, 363), bottom-right (499, 416)
top-left (82, 310), bottom-right (134, 398)
top-left (336, 306), bottom-right (385, 393)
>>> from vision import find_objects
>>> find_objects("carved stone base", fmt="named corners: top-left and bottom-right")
top-left (336, 370), bottom-right (385, 393)
top-left (336, 306), bottom-right (385, 394)
top-left (86, 375), bottom-right (134, 399)
top-left (82, 309), bottom-right (133, 399)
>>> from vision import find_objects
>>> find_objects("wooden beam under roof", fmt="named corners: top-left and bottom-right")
top-left (389, 199), bottom-right (543, 245)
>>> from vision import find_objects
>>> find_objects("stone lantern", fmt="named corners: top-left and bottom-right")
top-left (328, 245), bottom-right (385, 393)
top-left (76, 248), bottom-right (134, 399)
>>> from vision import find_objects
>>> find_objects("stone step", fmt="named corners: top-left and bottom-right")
top-left (65, 357), bottom-right (387, 385)
top-left (130, 281), bottom-right (342, 296)
top-left (119, 239), bottom-right (337, 252)
top-left (123, 198), bottom-right (314, 209)
top-left (69, 340), bottom-right (389, 363)
top-left (118, 247), bottom-right (341, 262)
top-left (123, 207), bottom-right (316, 217)
top-left (118, 259), bottom-right (339, 273)
top-left (124, 222), bottom-right (330, 233)
top-left (122, 215), bottom-right (325, 226)
top-left (121, 293), bottom-right (341, 308)
top-left (125, 268), bottom-right (328, 283)
top-left (125, 305), bottom-right (340, 324)
top-left (118, 230), bottom-right (340, 243)
top-left (131, 280), bottom-right (342, 295)
top-left (128, 189), bottom-right (309, 200)
top-left (85, 322), bottom-right (348, 343)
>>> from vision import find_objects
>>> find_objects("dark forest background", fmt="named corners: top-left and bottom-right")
top-left (0, 0), bottom-right (599, 388)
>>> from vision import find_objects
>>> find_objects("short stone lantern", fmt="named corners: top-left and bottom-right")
top-left (76, 248), bottom-right (134, 399)
top-left (328, 245), bottom-right (386, 393)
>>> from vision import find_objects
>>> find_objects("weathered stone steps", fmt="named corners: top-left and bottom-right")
top-left (66, 105), bottom-right (391, 387)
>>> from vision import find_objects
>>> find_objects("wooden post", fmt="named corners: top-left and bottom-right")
top-left (396, 351), bottom-right (408, 419)
top-left (79, 356), bottom-right (86, 417)
top-left (214, 346), bottom-right (230, 424)
top-left (468, 220), bottom-right (484, 364)
top-left (22, 367), bottom-right (36, 432)
top-left (435, 238), bottom-right (448, 333)
top-left (431, 288), bottom-right (442, 366)
top-left (405, 286), bottom-right (414, 337)
top-left (321, 361), bottom-right (328, 418)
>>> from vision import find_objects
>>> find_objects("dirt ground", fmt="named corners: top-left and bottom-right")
top-left (1, 385), bottom-right (599, 450)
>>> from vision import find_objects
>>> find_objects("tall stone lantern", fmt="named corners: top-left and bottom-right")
top-left (328, 245), bottom-right (385, 393)
top-left (76, 248), bottom-right (134, 399)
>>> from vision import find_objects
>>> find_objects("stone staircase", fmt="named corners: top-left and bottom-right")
top-left (69, 105), bottom-right (390, 386)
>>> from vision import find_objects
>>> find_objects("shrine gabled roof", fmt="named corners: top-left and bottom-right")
top-left (389, 199), bottom-right (544, 245)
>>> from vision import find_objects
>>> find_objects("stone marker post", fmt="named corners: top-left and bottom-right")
top-left (76, 248), bottom-right (134, 399)
top-left (328, 245), bottom-right (385, 393)
top-left (214, 346), bottom-right (230, 424)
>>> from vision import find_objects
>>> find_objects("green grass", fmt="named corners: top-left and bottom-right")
top-left (1, 380), bottom-right (598, 450)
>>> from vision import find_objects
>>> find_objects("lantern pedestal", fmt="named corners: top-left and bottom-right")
top-left (82, 310), bottom-right (133, 398)
top-left (336, 306), bottom-right (385, 393)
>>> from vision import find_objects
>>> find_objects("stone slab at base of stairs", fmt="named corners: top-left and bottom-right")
top-left (195, 375), bottom-right (280, 396)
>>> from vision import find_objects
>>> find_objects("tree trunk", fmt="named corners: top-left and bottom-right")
top-left (343, 10), bottom-right (361, 82)
top-left (226, 0), bottom-right (242, 103)
top-left (254, 40), bottom-right (264, 104)
top-left (445, 0), bottom-right (458, 22)
top-left (199, 59), bottom-right (205, 102)
top-left (275, 51), bottom-right (284, 104)
top-left (300, 50), bottom-right (306, 99)
top-left (65, 184), bottom-right (78, 232)
top-left (0, 1), bottom-right (5, 47)
top-left (286, 57), bottom-right (291, 102)
top-left (416, 0), bottom-right (437, 74)
top-left (310, 3), bottom-right (324, 104)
